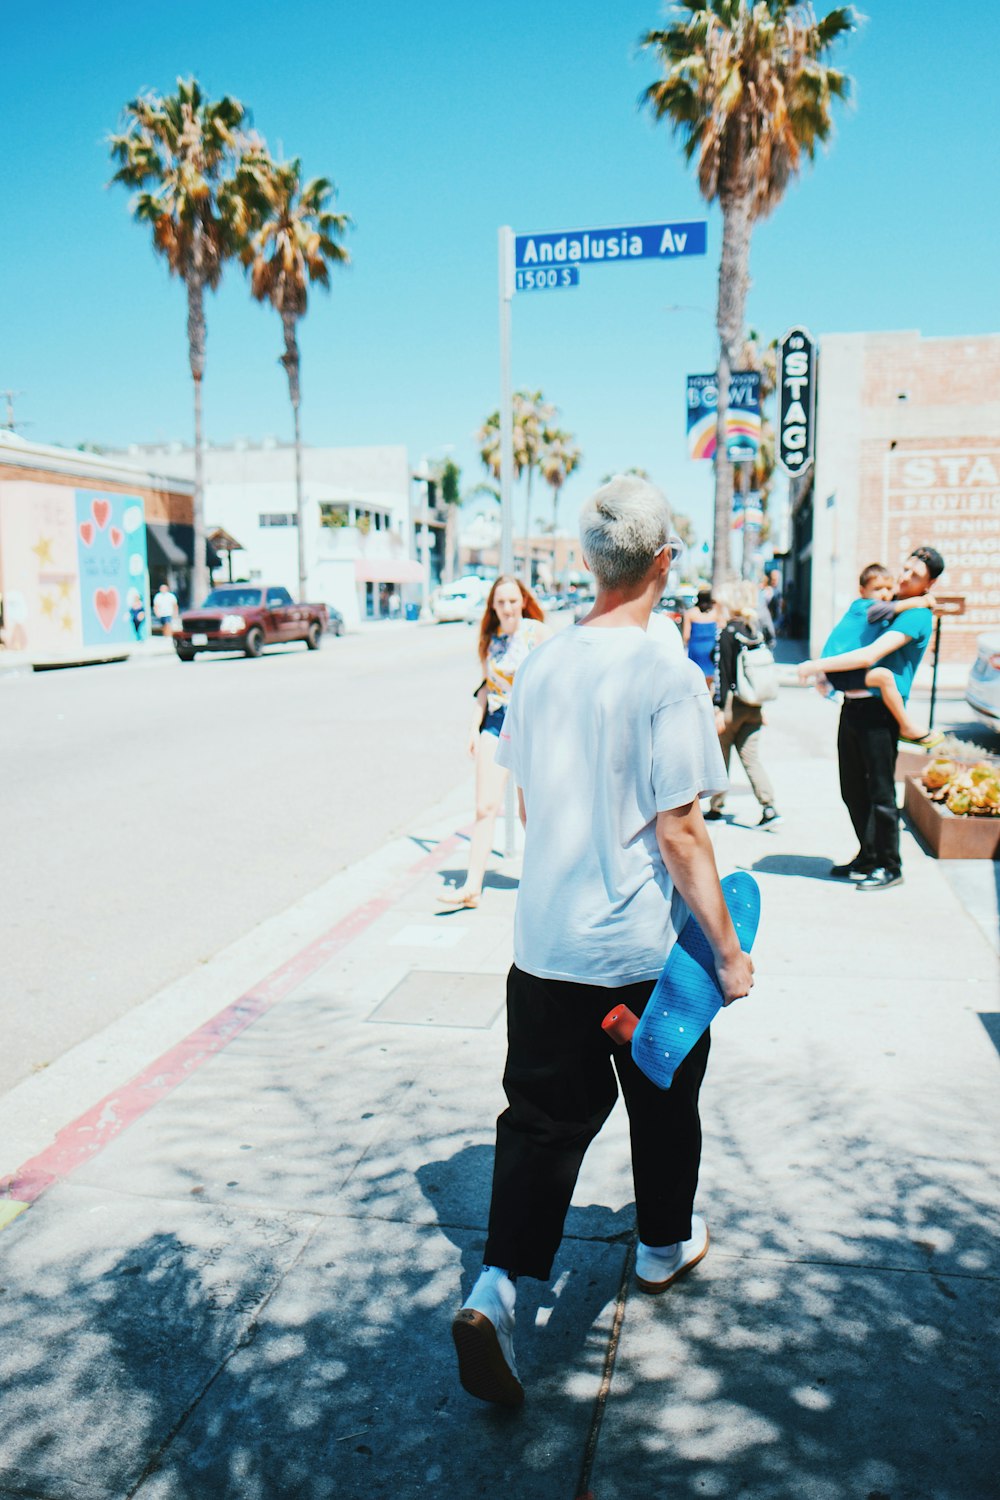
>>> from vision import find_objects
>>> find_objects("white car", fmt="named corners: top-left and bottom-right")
top-left (965, 630), bottom-right (1000, 732)
top-left (432, 577), bottom-right (492, 624)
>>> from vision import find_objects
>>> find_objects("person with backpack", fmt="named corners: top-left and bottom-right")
top-left (705, 581), bottom-right (781, 828)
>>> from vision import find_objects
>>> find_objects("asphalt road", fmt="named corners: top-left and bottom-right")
top-left (1, 625), bottom-right (480, 1097)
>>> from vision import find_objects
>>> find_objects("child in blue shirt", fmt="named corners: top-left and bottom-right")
top-left (802, 562), bottom-right (941, 746)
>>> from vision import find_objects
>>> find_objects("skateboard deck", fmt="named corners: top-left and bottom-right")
top-left (603, 871), bottom-right (760, 1090)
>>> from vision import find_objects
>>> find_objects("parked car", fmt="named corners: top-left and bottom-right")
top-left (654, 591), bottom-right (697, 627)
top-left (174, 585), bottom-right (328, 660)
top-left (965, 631), bottom-right (1000, 732)
top-left (325, 606), bottom-right (345, 637)
top-left (431, 576), bottom-right (492, 624)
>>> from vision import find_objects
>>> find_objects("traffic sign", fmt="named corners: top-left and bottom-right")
top-left (515, 221), bottom-right (706, 271)
top-left (515, 266), bottom-right (580, 293)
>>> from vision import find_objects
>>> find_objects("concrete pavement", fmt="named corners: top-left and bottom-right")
top-left (1, 682), bottom-right (998, 1500)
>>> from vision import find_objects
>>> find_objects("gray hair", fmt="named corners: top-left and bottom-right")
top-left (579, 475), bottom-right (672, 590)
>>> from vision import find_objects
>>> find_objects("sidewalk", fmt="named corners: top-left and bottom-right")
top-left (0, 633), bottom-right (177, 674)
top-left (1, 687), bottom-right (997, 1500)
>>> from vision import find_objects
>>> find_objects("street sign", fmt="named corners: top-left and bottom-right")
top-left (934, 594), bottom-right (966, 616)
top-left (777, 327), bottom-right (817, 475)
top-left (515, 266), bottom-right (580, 293)
top-left (515, 221), bottom-right (706, 271)
top-left (687, 373), bottom-right (761, 461)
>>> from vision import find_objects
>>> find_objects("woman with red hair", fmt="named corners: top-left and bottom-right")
top-left (442, 576), bottom-right (548, 908)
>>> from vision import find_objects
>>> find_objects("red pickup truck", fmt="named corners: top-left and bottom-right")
top-left (174, 585), bottom-right (329, 661)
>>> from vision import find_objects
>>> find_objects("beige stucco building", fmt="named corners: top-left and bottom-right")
top-left (791, 330), bottom-right (1000, 664)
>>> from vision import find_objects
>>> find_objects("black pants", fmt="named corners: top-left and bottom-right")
top-left (483, 964), bottom-right (711, 1282)
top-left (837, 697), bottom-right (901, 875)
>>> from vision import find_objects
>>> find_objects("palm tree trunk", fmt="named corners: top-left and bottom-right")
top-left (187, 260), bottom-right (208, 607)
top-left (712, 189), bottom-right (753, 591)
top-left (280, 312), bottom-right (307, 600)
top-left (551, 484), bottom-right (560, 577)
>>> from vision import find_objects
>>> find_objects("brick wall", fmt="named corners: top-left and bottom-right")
top-left (817, 332), bottom-right (1000, 664)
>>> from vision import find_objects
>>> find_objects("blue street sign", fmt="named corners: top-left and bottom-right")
top-left (515, 221), bottom-right (706, 270)
top-left (515, 266), bottom-right (580, 293)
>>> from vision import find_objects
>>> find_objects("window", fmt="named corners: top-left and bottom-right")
top-left (259, 513), bottom-right (297, 528)
top-left (205, 587), bottom-right (263, 607)
top-left (267, 587), bottom-right (292, 607)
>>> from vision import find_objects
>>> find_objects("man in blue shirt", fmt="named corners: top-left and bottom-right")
top-left (798, 547), bottom-right (944, 890)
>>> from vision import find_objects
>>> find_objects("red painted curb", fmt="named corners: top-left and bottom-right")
top-left (1, 831), bottom-right (466, 1207)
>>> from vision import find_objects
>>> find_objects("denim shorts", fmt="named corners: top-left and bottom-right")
top-left (482, 707), bottom-right (506, 737)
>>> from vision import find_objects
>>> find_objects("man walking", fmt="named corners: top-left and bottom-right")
top-left (799, 546), bottom-right (944, 890)
top-left (451, 475), bottom-right (754, 1408)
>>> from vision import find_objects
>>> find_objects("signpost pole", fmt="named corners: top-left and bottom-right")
top-left (928, 614), bottom-right (943, 730)
top-left (498, 227), bottom-right (515, 576)
top-left (498, 227), bottom-right (516, 856)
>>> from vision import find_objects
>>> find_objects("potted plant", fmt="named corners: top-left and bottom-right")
top-left (896, 731), bottom-right (999, 783)
top-left (904, 755), bottom-right (1000, 860)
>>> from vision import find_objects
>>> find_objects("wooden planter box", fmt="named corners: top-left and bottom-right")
top-left (904, 778), bottom-right (1000, 860)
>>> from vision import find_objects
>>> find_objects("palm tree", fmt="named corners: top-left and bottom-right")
top-left (732, 329), bottom-right (778, 574)
top-left (110, 78), bottom-right (249, 606)
top-left (642, 1), bottom-right (857, 589)
top-left (539, 430), bottom-right (582, 576)
top-left (240, 153), bottom-right (351, 599)
top-left (478, 390), bottom-right (555, 577)
top-left (437, 457), bottom-right (462, 582)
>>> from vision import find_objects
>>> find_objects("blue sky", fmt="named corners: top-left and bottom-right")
top-left (3, 1), bottom-right (998, 545)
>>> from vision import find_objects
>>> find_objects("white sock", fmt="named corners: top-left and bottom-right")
top-left (479, 1265), bottom-right (517, 1312)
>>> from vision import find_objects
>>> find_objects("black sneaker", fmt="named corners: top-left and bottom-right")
top-left (704, 809), bottom-right (724, 821)
top-left (830, 859), bottom-right (873, 880)
top-left (758, 807), bottom-right (782, 828)
top-left (855, 867), bottom-right (904, 891)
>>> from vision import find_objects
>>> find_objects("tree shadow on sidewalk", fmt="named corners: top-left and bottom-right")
top-left (591, 1063), bottom-right (1000, 1500)
top-left (2, 1012), bottom-right (997, 1500)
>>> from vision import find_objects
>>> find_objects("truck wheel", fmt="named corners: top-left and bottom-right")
top-left (176, 648), bottom-right (196, 663)
top-left (305, 621), bottom-right (322, 650)
top-left (244, 628), bottom-right (264, 658)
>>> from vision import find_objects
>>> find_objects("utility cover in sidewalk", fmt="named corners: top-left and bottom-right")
top-left (368, 970), bottom-right (505, 1029)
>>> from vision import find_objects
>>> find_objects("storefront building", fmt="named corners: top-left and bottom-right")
top-left (0, 434), bottom-right (196, 659)
top-left (122, 440), bottom-right (421, 627)
top-left (792, 330), bottom-right (1000, 663)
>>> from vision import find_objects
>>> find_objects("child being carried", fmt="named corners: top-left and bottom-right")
top-left (799, 562), bottom-right (943, 748)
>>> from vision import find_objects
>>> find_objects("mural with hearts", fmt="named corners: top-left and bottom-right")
top-left (75, 490), bottom-right (148, 646)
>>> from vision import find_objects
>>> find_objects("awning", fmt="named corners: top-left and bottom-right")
top-left (146, 522), bottom-right (221, 570)
top-left (208, 525), bottom-right (244, 554)
top-left (354, 558), bottom-right (425, 584)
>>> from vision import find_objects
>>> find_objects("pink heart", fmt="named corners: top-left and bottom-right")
top-left (94, 587), bottom-right (119, 632)
top-left (79, 521), bottom-right (94, 547)
top-left (109, 527), bottom-right (123, 548)
top-left (92, 498), bottom-right (110, 530)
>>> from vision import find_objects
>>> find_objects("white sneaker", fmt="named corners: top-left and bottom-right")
top-left (635, 1216), bottom-right (710, 1294)
top-left (451, 1267), bottom-right (524, 1407)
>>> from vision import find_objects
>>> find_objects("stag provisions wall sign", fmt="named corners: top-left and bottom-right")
top-left (777, 327), bottom-right (817, 475)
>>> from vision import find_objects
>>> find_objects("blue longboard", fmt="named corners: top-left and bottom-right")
top-left (603, 872), bottom-right (760, 1090)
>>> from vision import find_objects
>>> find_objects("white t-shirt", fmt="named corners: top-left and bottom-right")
top-left (495, 625), bottom-right (728, 986)
top-left (153, 590), bottom-right (178, 619)
top-left (645, 610), bottom-right (685, 657)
